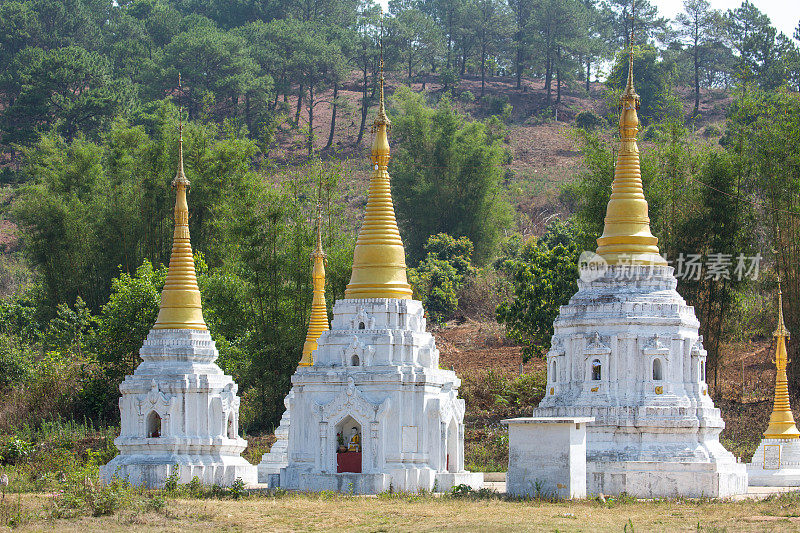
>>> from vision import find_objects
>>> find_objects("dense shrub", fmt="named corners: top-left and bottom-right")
top-left (574, 110), bottom-right (603, 130)
top-left (408, 234), bottom-right (476, 324)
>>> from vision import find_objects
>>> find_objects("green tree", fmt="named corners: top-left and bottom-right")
top-left (496, 222), bottom-right (583, 361)
top-left (390, 87), bottom-right (513, 265)
top-left (93, 261), bottom-right (165, 379)
top-left (1, 46), bottom-right (132, 145)
top-left (408, 233), bottom-right (476, 323)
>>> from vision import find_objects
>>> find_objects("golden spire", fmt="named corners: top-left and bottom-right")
top-left (153, 75), bottom-right (207, 330)
top-left (764, 278), bottom-right (800, 439)
top-left (344, 21), bottom-right (413, 299)
top-left (595, 0), bottom-right (666, 266)
top-left (299, 204), bottom-right (330, 366)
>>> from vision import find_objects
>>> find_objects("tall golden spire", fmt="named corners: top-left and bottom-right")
top-left (344, 21), bottom-right (413, 299)
top-left (595, 0), bottom-right (666, 266)
top-left (299, 204), bottom-right (330, 366)
top-left (764, 278), bottom-right (800, 439)
top-left (153, 75), bottom-right (207, 330)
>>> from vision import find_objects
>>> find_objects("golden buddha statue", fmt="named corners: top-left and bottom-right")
top-left (348, 427), bottom-right (361, 453)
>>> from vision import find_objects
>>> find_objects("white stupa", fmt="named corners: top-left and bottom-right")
top-left (100, 116), bottom-right (256, 488)
top-left (278, 56), bottom-right (482, 494)
top-left (530, 45), bottom-right (746, 497)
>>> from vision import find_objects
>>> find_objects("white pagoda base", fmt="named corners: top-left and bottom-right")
top-left (100, 329), bottom-right (257, 488)
top-left (748, 439), bottom-right (800, 486)
top-left (280, 298), bottom-right (483, 494)
top-left (532, 265), bottom-right (747, 498)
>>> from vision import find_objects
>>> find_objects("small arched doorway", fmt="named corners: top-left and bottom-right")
top-left (591, 359), bottom-right (602, 381)
top-left (335, 415), bottom-right (362, 473)
top-left (446, 418), bottom-right (459, 473)
top-left (147, 411), bottom-right (161, 438)
top-left (652, 358), bottom-right (663, 381)
top-left (227, 413), bottom-right (236, 439)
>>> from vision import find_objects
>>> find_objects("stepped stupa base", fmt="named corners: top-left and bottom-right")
top-left (747, 439), bottom-right (800, 486)
top-left (589, 461), bottom-right (746, 498)
top-left (101, 454), bottom-right (257, 488)
top-left (280, 469), bottom-right (483, 495)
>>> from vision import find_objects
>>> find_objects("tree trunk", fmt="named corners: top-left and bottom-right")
top-left (544, 55), bottom-right (552, 104)
top-left (586, 58), bottom-right (591, 93)
top-left (480, 42), bottom-right (487, 97)
top-left (307, 84), bottom-right (314, 155)
top-left (325, 82), bottom-right (338, 150)
top-left (516, 37), bottom-right (523, 89)
top-left (295, 84), bottom-right (303, 126)
top-left (693, 39), bottom-right (700, 118)
top-left (356, 64), bottom-right (369, 145)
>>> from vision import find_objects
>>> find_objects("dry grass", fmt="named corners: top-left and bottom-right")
top-left (8, 491), bottom-right (800, 532)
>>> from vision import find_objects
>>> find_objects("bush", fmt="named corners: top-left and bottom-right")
top-left (408, 234), bottom-right (476, 324)
top-left (496, 221), bottom-right (585, 361)
top-left (459, 90), bottom-right (475, 103)
top-left (703, 124), bottom-right (722, 138)
top-left (574, 110), bottom-right (603, 130)
top-left (483, 95), bottom-right (509, 116)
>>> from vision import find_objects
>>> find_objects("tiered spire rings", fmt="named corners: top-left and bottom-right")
top-left (763, 278), bottom-right (800, 439)
top-left (300, 204), bottom-right (330, 366)
top-left (595, 0), bottom-right (666, 266)
top-left (154, 76), bottom-right (207, 330)
top-left (344, 23), bottom-right (413, 299)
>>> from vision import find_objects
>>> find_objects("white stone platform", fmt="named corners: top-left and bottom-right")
top-left (532, 265), bottom-right (747, 498)
top-left (504, 417), bottom-right (593, 499)
top-left (279, 298), bottom-right (483, 494)
top-left (101, 329), bottom-right (257, 487)
top-left (748, 439), bottom-right (800, 486)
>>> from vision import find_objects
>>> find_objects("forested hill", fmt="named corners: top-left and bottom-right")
top-left (1, 0), bottom-right (800, 434)
top-left (0, 0), bottom-right (797, 169)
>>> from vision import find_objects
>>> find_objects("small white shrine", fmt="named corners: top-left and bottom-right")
top-left (279, 60), bottom-right (482, 494)
top-left (526, 47), bottom-right (746, 498)
top-left (100, 122), bottom-right (255, 488)
top-left (747, 282), bottom-right (800, 486)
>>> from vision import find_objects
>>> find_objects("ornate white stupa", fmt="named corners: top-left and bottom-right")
top-left (100, 109), bottom-right (256, 487)
top-left (279, 55), bottom-right (482, 494)
top-left (257, 206), bottom-right (330, 484)
top-left (747, 280), bottom-right (800, 485)
top-left (530, 39), bottom-right (747, 497)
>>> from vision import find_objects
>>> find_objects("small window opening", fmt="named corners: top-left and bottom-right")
top-left (358, 322), bottom-right (365, 329)
top-left (351, 354), bottom-right (360, 366)
top-left (653, 358), bottom-right (663, 381)
top-left (550, 360), bottom-right (557, 381)
top-left (700, 361), bottom-right (706, 382)
top-left (227, 413), bottom-right (236, 439)
top-left (147, 411), bottom-right (161, 438)
top-left (591, 359), bottom-right (602, 381)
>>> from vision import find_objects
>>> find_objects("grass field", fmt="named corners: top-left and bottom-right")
top-left (5, 489), bottom-right (800, 532)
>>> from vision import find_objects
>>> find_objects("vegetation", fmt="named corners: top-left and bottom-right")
top-left (1, 0), bottom-right (800, 507)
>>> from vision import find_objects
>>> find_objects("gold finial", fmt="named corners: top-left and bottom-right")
top-left (345, 16), bottom-right (412, 300)
top-left (374, 17), bottom-right (390, 132)
top-left (595, 0), bottom-right (665, 266)
top-left (764, 276), bottom-right (799, 439)
top-left (300, 203), bottom-right (330, 366)
top-left (153, 75), bottom-right (207, 330)
top-left (173, 73), bottom-right (190, 188)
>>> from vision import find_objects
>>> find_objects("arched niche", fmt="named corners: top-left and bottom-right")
top-left (147, 411), bottom-right (161, 438)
